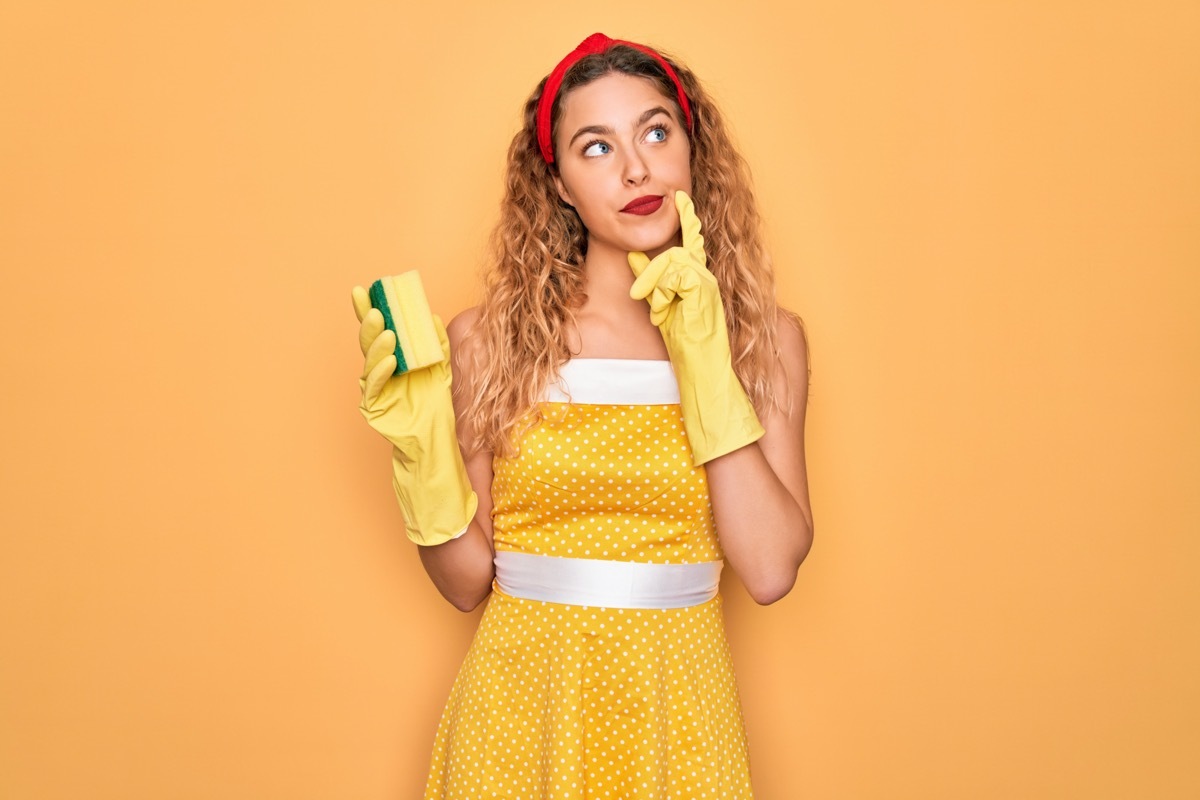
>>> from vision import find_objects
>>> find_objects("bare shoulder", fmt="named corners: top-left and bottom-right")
top-left (445, 305), bottom-right (486, 388)
top-left (776, 308), bottom-right (808, 359)
top-left (446, 305), bottom-right (483, 351)
top-left (775, 307), bottom-right (810, 398)
top-left (447, 306), bottom-right (486, 366)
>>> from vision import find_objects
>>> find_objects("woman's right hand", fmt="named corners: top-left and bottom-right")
top-left (351, 284), bottom-right (452, 439)
top-left (350, 285), bottom-right (478, 547)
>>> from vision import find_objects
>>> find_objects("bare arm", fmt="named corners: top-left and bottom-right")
top-left (704, 312), bottom-right (814, 604)
top-left (416, 307), bottom-right (496, 612)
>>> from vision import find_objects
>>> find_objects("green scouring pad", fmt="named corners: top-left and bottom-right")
top-left (367, 271), bottom-right (444, 375)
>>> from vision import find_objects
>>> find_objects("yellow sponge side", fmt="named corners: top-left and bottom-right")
top-left (385, 271), bottom-right (444, 371)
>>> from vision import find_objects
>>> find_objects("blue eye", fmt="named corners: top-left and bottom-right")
top-left (583, 140), bottom-right (611, 157)
top-left (646, 126), bottom-right (668, 143)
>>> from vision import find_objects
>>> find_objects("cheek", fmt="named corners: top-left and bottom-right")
top-left (559, 192), bottom-right (600, 233)
top-left (563, 183), bottom-right (610, 222)
top-left (558, 169), bottom-right (600, 211)
top-left (660, 151), bottom-right (692, 190)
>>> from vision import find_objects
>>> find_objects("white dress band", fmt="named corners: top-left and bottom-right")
top-left (494, 550), bottom-right (723, 609)
top-left (545, 359), bottom-right (680, 405)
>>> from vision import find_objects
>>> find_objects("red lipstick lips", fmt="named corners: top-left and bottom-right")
top-left (621, 195), bottom-right (665, 215)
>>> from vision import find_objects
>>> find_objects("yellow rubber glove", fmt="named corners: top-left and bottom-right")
top-left (351, 285), bottom-right (478, 546)
top-left (628, 190), bottom-right (765, 466)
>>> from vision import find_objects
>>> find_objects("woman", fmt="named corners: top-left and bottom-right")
top-left (353, 32), bottom-right (813, 799)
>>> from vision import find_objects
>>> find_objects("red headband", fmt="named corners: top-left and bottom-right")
top-left (536, 33), bottom-right (694, 164)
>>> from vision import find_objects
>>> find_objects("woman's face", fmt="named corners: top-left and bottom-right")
top-left (552, 72), bottom-right (693, 261)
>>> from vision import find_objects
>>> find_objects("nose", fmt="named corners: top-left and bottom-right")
top-left (621, 147), bottom-right (649, 186)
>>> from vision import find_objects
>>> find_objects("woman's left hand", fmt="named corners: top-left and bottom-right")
top-left (627, 190), bottom-right (764, 465)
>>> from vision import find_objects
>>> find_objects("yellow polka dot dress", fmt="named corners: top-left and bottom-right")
top-left (423, 360), bottom-right (754, 799)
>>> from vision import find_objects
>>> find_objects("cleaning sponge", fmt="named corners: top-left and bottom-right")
top-left (367, 271), bottom-right (444, 375)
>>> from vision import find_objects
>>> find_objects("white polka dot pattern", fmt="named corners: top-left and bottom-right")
top-left (423, 363), bottom-right (753, 798)
top-left (491, 404), bottom-right (724, 565)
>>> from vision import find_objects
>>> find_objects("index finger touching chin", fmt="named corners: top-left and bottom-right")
top-left (673, 191), bottom-right (704, 258)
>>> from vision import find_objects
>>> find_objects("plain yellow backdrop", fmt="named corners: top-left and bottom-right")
top-left (1, 1), bottom-right (1197, 798)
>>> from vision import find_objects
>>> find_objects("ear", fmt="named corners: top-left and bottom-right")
top-left (553, 172), bottom-right (574, 208)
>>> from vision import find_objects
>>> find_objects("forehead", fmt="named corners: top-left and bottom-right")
top-left (556, 72), bottom-right (679, 128)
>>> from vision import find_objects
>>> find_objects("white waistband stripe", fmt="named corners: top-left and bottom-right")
top-left (494, 551), bottom-right (722, 609)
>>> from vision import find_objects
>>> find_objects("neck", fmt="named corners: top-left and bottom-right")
top-left (569, 236), bottom-right (674, 361)
top-left (582, 246), bottom-right (638, 308)
top-left (580, 237), bottom-right (673, 308)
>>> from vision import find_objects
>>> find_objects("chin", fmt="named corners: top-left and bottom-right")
top-left (627, 228), bottom-right (682, 257)
top-left (592, 223), bottom-right (680, 258)
top-left (641, 241), bottom-right (674, 260)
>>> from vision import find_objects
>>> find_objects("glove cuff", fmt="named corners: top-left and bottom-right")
top-left (388, 414), bottom-right (479, 546)
top-left (675, 360), bottom-right (765, 466)
top-left (392, 455), bottom-right (479, 547)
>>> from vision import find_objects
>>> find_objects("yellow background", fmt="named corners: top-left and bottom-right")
top-left (1, 1), bottom-right (1197, 798)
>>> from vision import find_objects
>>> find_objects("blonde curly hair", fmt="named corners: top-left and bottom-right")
top-left (464, 42), bottom-right (796, 457)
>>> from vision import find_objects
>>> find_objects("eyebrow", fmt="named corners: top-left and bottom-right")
top-left (567, 106), bottom-right (674, 148)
